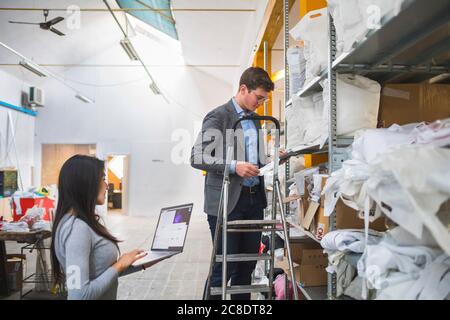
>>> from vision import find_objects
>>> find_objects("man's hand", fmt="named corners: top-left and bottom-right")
top-left (279, 150), bottom-right (289, 165)
top-left (235, 162), bottom-right (260, 178)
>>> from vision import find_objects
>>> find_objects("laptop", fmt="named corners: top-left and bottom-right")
top-left (130, 203), bottom-right (193, 269)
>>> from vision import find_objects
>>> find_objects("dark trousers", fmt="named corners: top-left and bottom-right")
top-left (204, 188), bottom-right (265, 300)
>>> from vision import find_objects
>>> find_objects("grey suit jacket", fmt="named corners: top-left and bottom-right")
top-left (191, 99), bottom-right (268, 216)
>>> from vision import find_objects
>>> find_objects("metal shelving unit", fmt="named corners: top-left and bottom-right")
top-left (283, 0), bottom-right (450, 300)
top-left (288, 0), bottom-right (450, 104)
top-left (297, 284), bottom-right (328, 300)
top-left (285, 217), bottom-right (320, 244)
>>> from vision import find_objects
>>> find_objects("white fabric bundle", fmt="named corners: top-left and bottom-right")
top-left (321, 229), bottom-right (383, 253)
top-left (322, 74), bottom-right (381, 137)
top-left (321, 229), bottom-right (382, 298)
top-left (323, 120), bottom-right (450, 255)
top-left (328, 0), bottom-right (405, 56)
top-left (1, 221), bottom-right (29, 232)
top-left (286, 93), bottom-right (327, 149)
top-left (287, 46), bottom-right (306, 96)
top-left (357, 227), bottom-right (449, 300)
top-left (326, 251), bottom-right (357, 297)
top-left (371, 145), bottom-right (450, 254)
top-left (290, 8), bottom-right (328, 81)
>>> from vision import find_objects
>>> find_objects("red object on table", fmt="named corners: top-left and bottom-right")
top-left (11, 197), bottom-right (55, 222)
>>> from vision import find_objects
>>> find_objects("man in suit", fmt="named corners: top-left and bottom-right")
top-left (191, 67), bottom-right (274, 300)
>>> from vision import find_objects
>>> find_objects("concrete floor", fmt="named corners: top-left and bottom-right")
top-left (2, 210), bottom-right (213, 300)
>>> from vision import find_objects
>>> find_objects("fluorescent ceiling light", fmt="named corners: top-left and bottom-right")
top-left (75, 93), bottom-right (94, 104)
top-left (19, 60), bottom-right (47, 77)
top-left (120, 37), bottom-right (139, 61)
top-left (149, 81), bottom-right (161, 95)
top-left (1, 41), bottom-right (94, 103)
top-left (104, 0), bottom-right (165, 100)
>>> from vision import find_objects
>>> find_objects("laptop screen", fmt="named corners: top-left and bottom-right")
top-left (151, 203), bottom-right (193, 251)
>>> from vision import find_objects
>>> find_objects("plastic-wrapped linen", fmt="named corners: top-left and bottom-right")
top-left (289, 8), bottom-right (328, 80)
top-left (351, 126), bottom-right (416, 163)
top-left (370, 144), bottom-right (450, 255)
top-left (287, 46), bottom-right (306, 96)
top-left (286, 94), bottom-right (327, 149)
top-left (413, 118), bottom-right (450, 147)
top-left (322, 74), bottom-right (381, 137)
top-left (322, 158), bottom-right (373, 218)
top-left (328, 0), bottom-right (405, 56)
top-left (328, 0), bottom-right (366, 55)
top-left (357, 227), bottom-right (448, 300)
top-left (323, 126), bottom-right (450, 255)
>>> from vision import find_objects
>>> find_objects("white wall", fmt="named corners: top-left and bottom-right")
top-left (1, 1), bottom-right (270, 218)
top-left (33, 34), bottom-right (233, 218)
top-left (0, 69), bottom-right (35, 190)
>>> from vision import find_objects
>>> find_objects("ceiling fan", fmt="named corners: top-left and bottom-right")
top-left (9, 9), bottom-right (65, 36)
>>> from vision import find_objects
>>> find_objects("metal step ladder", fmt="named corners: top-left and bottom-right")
top-left (203, 116), bottom-right (299, 300)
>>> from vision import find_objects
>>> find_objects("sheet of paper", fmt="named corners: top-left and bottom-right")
top-left (258, 162), bottom-right (274, 176)
top-left (258, 144), bottom-right (320, 177)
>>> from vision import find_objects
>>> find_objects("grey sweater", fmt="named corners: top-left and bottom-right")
top-left (54, 214), bottom-right (119, 300)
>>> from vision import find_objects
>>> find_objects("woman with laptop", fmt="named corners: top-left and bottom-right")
top-left (50, 155), bottom-right (147, 300)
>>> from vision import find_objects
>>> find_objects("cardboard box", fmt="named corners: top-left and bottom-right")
top-left (6, 254), bottom-right (24, 292)
top-left (286, 241), bottom-right (323, 265)
top-left (300, 175), bottom-right (387, 240)
top-left (278, 249), bottom-right (328, 287)
top-left (313, 199), bottom-right (387, 240)
top-left (379, 84), bottom-right (450, 127)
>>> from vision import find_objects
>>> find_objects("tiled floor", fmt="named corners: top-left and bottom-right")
top-left (112, 211), bottom-right (212, 300)
top-left (2, 210), bottom-right (213, 300)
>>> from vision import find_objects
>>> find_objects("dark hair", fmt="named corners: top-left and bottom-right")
top-left (50, 155), bottom-right (120, 286)
top-left (239, 67), bottom-right (274, 92)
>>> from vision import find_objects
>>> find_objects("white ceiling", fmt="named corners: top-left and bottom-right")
top-left (0, 0), bottom-right (268, 86)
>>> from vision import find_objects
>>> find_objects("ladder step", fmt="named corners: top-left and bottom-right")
top-left (210, 285), bottom-right (271, 296)
top-left (216, 253), bottom-right (272, 262)
top-left (227, 220), bottom-right (280, 227)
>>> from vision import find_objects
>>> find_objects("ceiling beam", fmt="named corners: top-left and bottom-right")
top-left (134, 0), bottom-right (175, 24)
top-left (0, 64), bottom-right (241, 68)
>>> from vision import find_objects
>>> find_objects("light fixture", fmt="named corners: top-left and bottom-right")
top-left (75, 93), bottom-right (94, 104)
top-left (19, 60), bottom-right (47, 77)
top-left (120, 37), bottom-right (139, 61)
top-left (1, 41), bottom-right (95, 103)
top-left (149, 81), bottom-right (161, 95)
top-left (104, 0), bottom-right (166, 99)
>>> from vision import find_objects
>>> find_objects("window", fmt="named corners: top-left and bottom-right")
top-left (116, 0), bottom-right (178, 40)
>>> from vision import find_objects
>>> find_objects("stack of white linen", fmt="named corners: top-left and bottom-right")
top-left (321, 229), bottom-right (383, 298)
top-left (321, 227), bottom-right (450, 300)
top-left (357, 227), bottom-right (450, 300)
top-left (323, 119), bottom-right (450, 255)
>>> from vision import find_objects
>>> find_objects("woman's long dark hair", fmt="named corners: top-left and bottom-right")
top-left (50, 155), bottom-right (120, 286)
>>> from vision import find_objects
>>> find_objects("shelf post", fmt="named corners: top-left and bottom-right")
top-left (327, 12), bottom-right (338, 300)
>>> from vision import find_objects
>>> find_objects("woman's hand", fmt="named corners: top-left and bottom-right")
top-left (112, 249), bottom-right (147, 273)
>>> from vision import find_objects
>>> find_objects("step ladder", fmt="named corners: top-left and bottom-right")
top-left (204, 115), bottom-right (299, 300)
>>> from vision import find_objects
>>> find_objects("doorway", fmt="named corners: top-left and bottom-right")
top-left (106, 155), bottom-right (129, 215)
